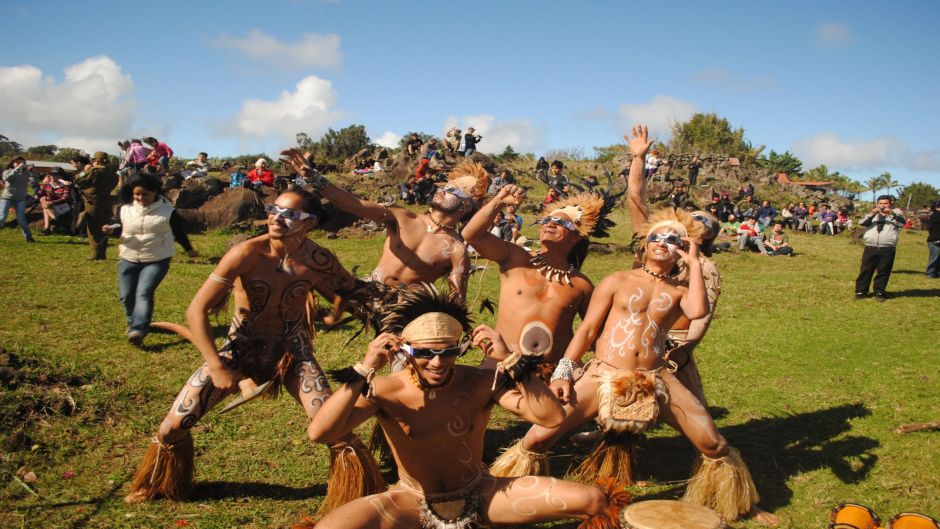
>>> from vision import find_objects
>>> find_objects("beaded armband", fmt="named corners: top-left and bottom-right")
top-left (550, 358), bottom-right (578, 383)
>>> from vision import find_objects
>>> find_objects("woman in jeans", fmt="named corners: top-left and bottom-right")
top-left (1, 156), bottom-right (36, 242)
top-left (104, 176), bottom-right (198, 346)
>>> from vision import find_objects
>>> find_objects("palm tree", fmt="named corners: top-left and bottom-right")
top-left (865, 175), bottom-right (883, 203)
top-left (880, 172), bottom-right (900, 197)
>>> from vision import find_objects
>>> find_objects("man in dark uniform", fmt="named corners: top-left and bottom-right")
top-left (73, 152), bottom-right (118, 260)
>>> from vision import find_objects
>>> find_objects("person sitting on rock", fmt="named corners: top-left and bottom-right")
top-left (246, 158), bottom-right (275, 189)
top-left (182, 152), bottom-right (209, 180)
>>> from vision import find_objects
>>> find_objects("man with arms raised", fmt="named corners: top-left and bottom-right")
top-left (283, 151), bottom-right (487, 301)
top-left (462, 186), bottom-right (617, 373)
top-left (495, 206), bottom-right (778, 525)
top-left (624, 124), bottom-right (722, 404)
top-left (296, 285), bottom-right (628, 529)
top-left (125, 190), bottom-right (383, 511)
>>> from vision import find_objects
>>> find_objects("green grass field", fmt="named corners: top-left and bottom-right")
top-left (1, 211), bottom-right (938, 529)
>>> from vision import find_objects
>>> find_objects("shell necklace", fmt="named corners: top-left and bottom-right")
top-left (530, 252), bottom-right (575, 286)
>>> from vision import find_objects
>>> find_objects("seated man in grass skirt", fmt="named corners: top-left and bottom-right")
top-left (294, 284), bottom-right (629, 529)
top-left (461, 184), bottom-right (619, 382)
top-left (490, 208), bottom-right (779, 526)
top-left (125, 189), bottom-right (384, 512)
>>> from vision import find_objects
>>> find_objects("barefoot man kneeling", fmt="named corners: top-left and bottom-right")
top-left (297, 284), bottom-right (629, 529)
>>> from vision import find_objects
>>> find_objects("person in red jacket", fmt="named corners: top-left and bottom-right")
top-left (247, 158), bottom-right (275, 189)
top-left (143, 137), bottom-right (173, 173)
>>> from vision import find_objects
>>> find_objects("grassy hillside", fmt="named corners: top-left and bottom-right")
top-left (1, 209), bottom-right (938, 528)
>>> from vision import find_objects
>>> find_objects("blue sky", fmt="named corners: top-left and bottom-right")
top-left (2, 0), bottom-right (938, 186)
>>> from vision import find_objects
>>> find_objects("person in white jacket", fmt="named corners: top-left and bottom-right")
top-left (104, 175), bottom-right (198, 346)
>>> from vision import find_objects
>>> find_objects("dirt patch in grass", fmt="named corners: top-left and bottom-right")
top-left (0, 349), bottom-right (99, 451)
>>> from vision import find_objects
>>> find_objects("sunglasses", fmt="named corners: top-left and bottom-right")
top-left (264, 204), bottom-right (317, 221)
top-left (536, 216), bottom-right (578, 231)
top-left (400, 339), bottom-right (471, 359)
top-left (692, 212), bottom-right (715, 230)
top-left (829, 503), bottom-right (940, 529)
top-left (647, 232), bottom-right (686, 248)
top-left (439, 186), bottom-right (470, 199)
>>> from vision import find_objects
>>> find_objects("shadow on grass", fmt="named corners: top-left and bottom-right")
top-left (638, 402), bottom-right (877, 511)
top-left (192, 480), bottom-right (326, 501)
top-left (24, 478), bottom-right (128, 529)
top-left (886, 288), bottom-right (940, 298)
top-left (483, 402), bottom-right (877, 514)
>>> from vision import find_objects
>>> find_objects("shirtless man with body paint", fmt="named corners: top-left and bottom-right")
top-left (297, 286), bottom-right (627, 529)
top-left (125, 190), bottom-right (382, 509)
top-left (624, 124), bottom-right (722, 404)
top-left (461, 185), bottom-right (594, 366)
top-left (282, 149), bottom-right (474, 300)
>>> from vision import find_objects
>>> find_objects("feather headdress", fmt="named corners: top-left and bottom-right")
top-left (544, 182), bottom-right (624, 239)
top-left (380, 283), bottom-right (473, 338)
top-left (444, 159), bottom-right (490, 201)
top-left (637, 208), bottom-right (705, 242)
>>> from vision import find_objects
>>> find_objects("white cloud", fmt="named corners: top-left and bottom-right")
top-left (442, 115), bottom-right (541, 155)
top-left (235, 75), bottom-right (343, 147)
top-left (0, 55), bottom-right (136, 153)
top-left (792, 133), bottom-right (940, 172)
top-left (213, 30), bottom-right (341, 70)
top-left (373, 131), bottom-right (400, 149)
top-left (617, 96), bottom-right (697, 139)
top-left (692, 69), bottom-right (775, 93)
top-left (816, 22), bottom-right (852, 47)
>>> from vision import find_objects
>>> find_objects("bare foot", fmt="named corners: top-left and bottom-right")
top-left (124, 490), bottom-right (148, 504)
top-left (749, 506), bottom-right (780, 526)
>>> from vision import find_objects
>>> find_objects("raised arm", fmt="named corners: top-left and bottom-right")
top-left (307, 333), bottom-right (394, 443)
top-left (624, 124), bottom-right (655, 232)
top-left (461, 184), bottom-right (526, 267)
top-left (448, 244), bottom-right (471, 301)
top-left (281, 149), bottom-right (393, 224)
top-left (677, 239), bottom-right (708, 321)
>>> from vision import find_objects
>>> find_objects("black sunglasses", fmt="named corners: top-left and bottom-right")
top-left (400, 339), bottom-right (471, 359)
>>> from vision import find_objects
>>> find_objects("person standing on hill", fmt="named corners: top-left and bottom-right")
top-left (855, 195), bottom-right (905, 301)
top-left (463, 127), bottom-right (482, 157)
top-left (73, 152), bottom-right (119, 260)
top-left (923, 200), bottom-right (940, 278)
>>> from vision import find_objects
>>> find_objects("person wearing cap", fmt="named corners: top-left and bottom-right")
top-left (298, 284), bottom-right (628, 529)
top-left (463, 127), bottom-right (482, 157)
top-left (282, 150), bottom-right (485, 301)
top-left (925, 200), bottom-right (940, 278)
top-left (246, 158), bottom-right (274, 189)
top-left (124, 188), bottom-right (383, 508)
top-left (73, 152), bottom-right (118, 260)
